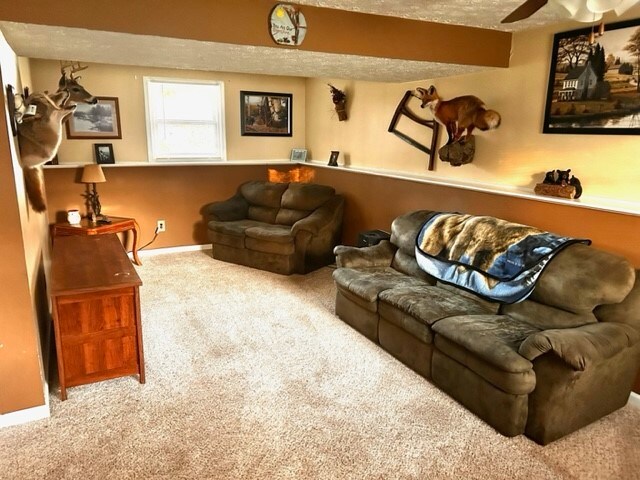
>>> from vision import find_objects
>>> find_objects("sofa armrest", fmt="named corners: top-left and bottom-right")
top-left (333, 240), bottom-right (396, 268)
top-left (206, 193), bottom-right (249, 221)
top-left (519, 322), bottom-right (640, 371)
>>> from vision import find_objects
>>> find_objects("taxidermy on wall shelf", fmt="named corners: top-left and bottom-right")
top-left (328, 84), bottom-right (347, 121)
top-left (413, 85), bottom-right (501, 166)
top-left (16, 65), bottom-right (97, 212)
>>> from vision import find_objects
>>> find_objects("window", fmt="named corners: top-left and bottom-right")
top-left (144, 77), bottom-right (226, 162)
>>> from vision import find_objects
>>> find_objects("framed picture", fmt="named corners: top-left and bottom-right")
top-left (94, 143), bottom-right (115, 164)
top-left (328, 150), bottom-right (339, 166)
top-left (240, 91), bottom-right (292, 136)
top-left (66, 96), bottom-right (122, 139)
top-left (290, 148), bottom-right (307, 161)
top-left (543, 18), bottom-right (640, 135)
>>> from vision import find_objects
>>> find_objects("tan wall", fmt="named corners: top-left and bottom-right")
top-left (0, 33), bottom-right (47, 415)
top-left (29, 59), bottom-right (306, 164)
top-left (44, 164), bottom-right (275, 249)
top-left (305, 20), bottom-right (640, 205)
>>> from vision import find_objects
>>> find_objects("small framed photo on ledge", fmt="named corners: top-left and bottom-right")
top-left (290, 148), bottom-right (307, 162)
top-left (328, 150), bottom-right (339, 166)
top-left (94, 143), bottom-right (115, 164)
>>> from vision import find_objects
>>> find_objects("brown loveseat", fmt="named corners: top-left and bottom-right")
top-left (333, 210), bottom-right (640, 444)
top-left (207, 181), bottom-right (343, 275)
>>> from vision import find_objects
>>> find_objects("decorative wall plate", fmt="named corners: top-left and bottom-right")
top-left (269, 4), bottom-right (307, 46)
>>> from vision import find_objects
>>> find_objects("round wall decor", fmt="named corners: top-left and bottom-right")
top-left (269, 4), bottom-right (307, 46)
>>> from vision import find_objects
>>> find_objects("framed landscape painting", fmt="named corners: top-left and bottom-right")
top-left (240, 91), bottom-right (292, 136)
top-left (543, 18), bottom-right (640, 135)
top-left (66, 96), bottom-right (122, 139)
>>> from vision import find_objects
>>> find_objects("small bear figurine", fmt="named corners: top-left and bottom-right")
top-left (569, 175), bottom-right (582, 198)
top-left (542, 170), bottom-right (556, 184)
top-left (555, 169), bottom-right (571, 186)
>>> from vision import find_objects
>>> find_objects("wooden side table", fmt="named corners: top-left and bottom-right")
top-left (50, 234), bottom-right (145, 400)
top-left (51, 216), bottom-right (142, 266)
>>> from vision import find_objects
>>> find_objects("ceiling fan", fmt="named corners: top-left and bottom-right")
top-left (501, 0), bottom-right (639, 24)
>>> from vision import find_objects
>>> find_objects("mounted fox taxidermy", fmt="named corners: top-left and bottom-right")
top-left (16, 64), bottom-right (96, 212)
top-left (413, 85), bottom-right (501, 166)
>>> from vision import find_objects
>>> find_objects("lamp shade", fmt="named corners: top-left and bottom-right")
top-left (81, 164), bottom-right (106, 183)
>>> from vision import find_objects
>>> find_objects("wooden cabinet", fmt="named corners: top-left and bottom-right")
top-left (50, 234), bottom-right (145, 400)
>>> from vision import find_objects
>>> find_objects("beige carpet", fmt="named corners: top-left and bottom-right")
top-left (1, 250), bottom-right (639, 479)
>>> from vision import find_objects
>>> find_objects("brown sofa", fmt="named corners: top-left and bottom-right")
top-left (207, 181), bottom-right (344, 274)
top-left (333, 210), bottom-right (640, 444)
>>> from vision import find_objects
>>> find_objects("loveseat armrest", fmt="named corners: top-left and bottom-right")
top-left (334, 240), bottom-right (396, 268)
top-left (206, 193), bottom-right (249, 221)
top-left (291, 196), bottom-right (344, 237)
top-left (519, 322), bottom-right (640, 371)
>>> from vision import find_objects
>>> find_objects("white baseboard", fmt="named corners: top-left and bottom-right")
top-left (0, 403), bottom-right (49, 429)
top-left (628, 392), bottom-right (640, 409)
top-left (132, 243), bottom-right (211, 261)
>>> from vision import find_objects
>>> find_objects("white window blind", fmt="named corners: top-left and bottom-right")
top-left (144, 78), bottom-right (226, 162)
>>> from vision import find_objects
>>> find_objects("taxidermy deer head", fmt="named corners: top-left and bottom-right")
top-left (16, 63), bottom-right (97, 211)
top-left (17, 92), bottom-right (76, 211)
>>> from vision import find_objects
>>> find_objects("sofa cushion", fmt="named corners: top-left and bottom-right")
top-left (530, 244), bottom-right (635, 314)
top-left (390, 210), bottom-right (436, 256)
top-left (433, 315), bottom-right (538, 374)
top-left (433, 315), bottom-right (538, 395)
top-left (240, 181), bottom-right (288, 208)
top-left (332, 267), bottom-right (430, 304)
top-left (245, 225), bottom-right (295, 255)
top-left (208, 219), bottom-right (265, 248)
top-left (379, 285), bottom-right (492, 326)
top-left (281, 182), bottom-right (335, 210)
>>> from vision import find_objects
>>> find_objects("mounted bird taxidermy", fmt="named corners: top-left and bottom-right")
top-left (328, 84), bottom-right (347, 121)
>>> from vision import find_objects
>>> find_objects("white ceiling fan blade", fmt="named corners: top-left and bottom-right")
top-left (586, 0), bottom-right (623, 13)
top-left (614, 0), bottom-right (640, 14)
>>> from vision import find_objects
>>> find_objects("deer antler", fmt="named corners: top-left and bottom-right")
top-left (59, 60), bottom-right (89, 78)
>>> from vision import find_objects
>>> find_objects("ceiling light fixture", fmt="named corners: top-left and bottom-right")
top-left (548, 0), bottom-right (638, 22)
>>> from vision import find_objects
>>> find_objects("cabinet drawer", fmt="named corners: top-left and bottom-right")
top-left (56, 287), bottom-right (136, 337)
top-left (63, 334), bottom-right (139, 385)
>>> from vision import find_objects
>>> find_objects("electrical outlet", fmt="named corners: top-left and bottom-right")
top-left (156, 219), bottom-right (166, 233)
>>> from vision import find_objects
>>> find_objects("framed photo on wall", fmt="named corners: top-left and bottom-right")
top-left (94, 143), bottom-right (115, 164)
top-left (66, 96), bottom-right (122, 139)
top-left (543, 18), bottom-right (640, 135)
top-left (240, 91), bottom-right (292, 136)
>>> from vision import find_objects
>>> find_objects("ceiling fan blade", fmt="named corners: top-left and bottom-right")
top-left (501, 0), bottom-right (549, 23)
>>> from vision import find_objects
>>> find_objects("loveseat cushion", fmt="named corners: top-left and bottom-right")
top-left (245, 225), bottom-right (295, 255)
top-left (332, 267), bottom-right (430, 304)
top-left (432, 315), bottom-right (539, 394)
top-left (240, 181), bottom-right (288, 208)
top-left (281, 183), bottom-right (335, 210)
top-left (208, 219), bottom-right (265, 248)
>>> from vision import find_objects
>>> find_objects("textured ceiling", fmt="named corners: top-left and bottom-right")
top-left (0, 1), bottom-right (566, 82)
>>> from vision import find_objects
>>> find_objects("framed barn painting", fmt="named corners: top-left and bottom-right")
top-left (240, 91), bottom-right (292, 136)
top-left (543, 18), bottom-right (640, 135)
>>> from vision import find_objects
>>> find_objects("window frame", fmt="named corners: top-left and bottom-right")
top-left (143, 76), bottom-right (227, 163)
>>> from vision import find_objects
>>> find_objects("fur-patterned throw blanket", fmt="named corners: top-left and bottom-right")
top-left (415, 213), bottom-right (590, 303)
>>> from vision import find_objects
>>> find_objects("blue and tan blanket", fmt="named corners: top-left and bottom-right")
top-left (415, 213), bottom-right (590, 304)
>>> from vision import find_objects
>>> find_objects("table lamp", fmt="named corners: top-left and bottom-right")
top-left (81, 164), bottom-right (108, 223)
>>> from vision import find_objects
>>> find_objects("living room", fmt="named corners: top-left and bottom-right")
top-left (1, 1), bottom-right (639, 477)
